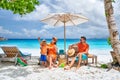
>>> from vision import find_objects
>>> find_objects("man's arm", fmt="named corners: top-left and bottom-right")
top-left (84, 48), bottom-right (89, 54)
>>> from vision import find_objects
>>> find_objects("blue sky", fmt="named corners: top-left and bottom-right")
top-left (0, 0), bottom-right (120, 39)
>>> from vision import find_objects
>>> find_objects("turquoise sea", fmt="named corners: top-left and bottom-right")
top-left (0, 39), bottom-right (112, 50)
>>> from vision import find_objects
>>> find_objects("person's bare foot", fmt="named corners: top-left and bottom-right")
top-left (48, 66), bottom-right (53, 69)
top-left (38, 62), bottom-right (40, 65)
top-left (85, 63), bottom-right (88, 66)
top-left (53, 64), bottom-right (58, 68)
top-left (64, 66), bottom-right (71, 70)
top-left (44, 65), bottom-right (48, 67)
top-left (76, 65), bottom-right (80, 70)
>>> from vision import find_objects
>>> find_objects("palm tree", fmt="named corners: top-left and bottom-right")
top-left (104, 0), bottom-right (120, 65)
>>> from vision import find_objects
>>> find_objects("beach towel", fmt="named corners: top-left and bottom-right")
top-left (17, 57), bottom-right (27, 66)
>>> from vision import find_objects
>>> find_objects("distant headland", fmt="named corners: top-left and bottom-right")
top-left (0, 37), bottom-right (7, 41)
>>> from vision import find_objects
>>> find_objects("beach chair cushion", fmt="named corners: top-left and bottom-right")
top-left (1, 47), bottom-right (21, 57)
top-left (76, 54), bottom-right (88, 61)
top-left (19, 51), bottom-right (31, 57)
top-left (1, 46), bottom-right (31, 59)
top-left (59, 49), bottom-right (64, 55)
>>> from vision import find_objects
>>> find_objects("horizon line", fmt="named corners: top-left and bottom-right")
top-left (7, 38), bottom-right (108, 39)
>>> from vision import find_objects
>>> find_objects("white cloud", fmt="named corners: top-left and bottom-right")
top-left (42, 25), bottom-right (55, 29)
top-left (14, 0), bottom-right (105, 22)
top-left (60, 25), bottom-right (109, 39)
top-left (22, 28), bottom-right (53, 38)
top-left (15, 4), bottom-right (51, 21)
top-left (0, 26), bottom-right (54, 38)
top-left (0, 26), bottom-right (13, 34)
top-left (0, 26), bottom-right (24, 38)
top-left (14, 0), bottom-right (119, 27)
top-left (11, 0), bottom-right (120, 38)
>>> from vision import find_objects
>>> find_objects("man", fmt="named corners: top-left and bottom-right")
top-left (65, 36), bottom-right (89, 70)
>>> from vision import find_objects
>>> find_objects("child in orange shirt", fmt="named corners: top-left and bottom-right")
top-left (38, 37), bottom-right (48, 67)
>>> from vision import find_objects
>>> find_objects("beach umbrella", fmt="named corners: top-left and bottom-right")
top-left (41, 13), bottom-right (88, 52)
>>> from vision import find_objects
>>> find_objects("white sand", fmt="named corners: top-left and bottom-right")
top-left (0, 49), bottom-right (120, 80)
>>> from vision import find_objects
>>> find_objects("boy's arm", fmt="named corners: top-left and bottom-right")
top-left (38, 37), bottom-right (41, 44)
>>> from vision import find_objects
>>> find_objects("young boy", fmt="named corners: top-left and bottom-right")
top-left (38, 37), bottom-right (48, 67)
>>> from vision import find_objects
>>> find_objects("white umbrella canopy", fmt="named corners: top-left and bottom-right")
top-left (41, 13), bottom-right (88, 52)
top-left (41, 13), bottom-right (88, 26)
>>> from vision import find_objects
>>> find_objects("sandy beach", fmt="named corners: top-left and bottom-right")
top-left (0, 49), bottom-right (120, 80)
top-left (0, 0), bottom-right (120, 79)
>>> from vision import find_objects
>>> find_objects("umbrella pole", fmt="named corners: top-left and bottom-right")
top-left (64, 22), bottom-right (66, 53)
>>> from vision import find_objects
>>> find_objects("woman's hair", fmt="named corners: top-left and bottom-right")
top-left (52, 37), bottom-right (57, 41)
top-left (51, 40), bottom-right (57, 45)
top-left (54, 42), bottom-right (57, 45)
top-left (52, 37), bottom-right (57, 45)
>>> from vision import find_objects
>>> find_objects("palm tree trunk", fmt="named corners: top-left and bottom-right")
top-left (104, 0), bottom-right (120, 64)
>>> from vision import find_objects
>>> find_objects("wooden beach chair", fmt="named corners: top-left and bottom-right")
top-left (1, 46), bottom-right (31, 65)
top-left (67, 44), bottom-right (97, 65)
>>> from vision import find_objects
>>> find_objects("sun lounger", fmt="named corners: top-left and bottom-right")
top-left (0, 46), bottom-right (31, 65)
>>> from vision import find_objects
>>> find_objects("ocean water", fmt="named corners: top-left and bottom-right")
top-left (0, 39), bottom-right (112, 50)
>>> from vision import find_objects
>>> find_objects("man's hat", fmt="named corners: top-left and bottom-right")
top-left (67, 49), bottom-right (75, 57)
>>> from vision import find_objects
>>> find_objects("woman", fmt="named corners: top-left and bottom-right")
top-left (47, 37), bottom-right (58, 69)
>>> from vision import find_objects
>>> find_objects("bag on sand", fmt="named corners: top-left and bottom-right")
top-left (17, 57), bottom-right (27, 66)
